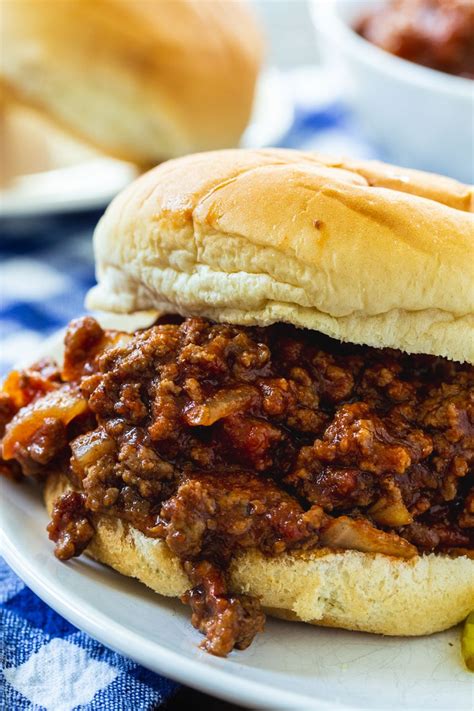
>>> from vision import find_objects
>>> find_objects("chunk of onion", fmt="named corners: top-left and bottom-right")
top-left (2, 368), bottom-right (57, 409)
top-left (319, 515), bottom-right (417, 558)
top-left (70, 428), bottom-right (115, 476)
top-left (2, 387), bottom-right (87, 460)
top-left (184, 386), bottom-right (257, 427)
top-left (369, 495), bottom-right (413, 527)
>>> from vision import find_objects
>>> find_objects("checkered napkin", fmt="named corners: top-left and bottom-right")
top-left (0, 559), bottom-right (179, 709)
top-left (0, 67), bottom-right (379, 710)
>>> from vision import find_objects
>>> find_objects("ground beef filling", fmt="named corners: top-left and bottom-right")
top-left (1, 316), bottom-right (473, 655)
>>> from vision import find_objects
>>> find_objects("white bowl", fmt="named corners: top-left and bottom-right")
top-left (310, 0), bottom-right (474, 183)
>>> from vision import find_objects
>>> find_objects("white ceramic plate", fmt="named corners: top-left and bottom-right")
top-left (0, 70), bottom-right (292, 220)
top-left (0, 332), bottom-right (472, 711)
top-left (0, 159), bottom-right (139, 219)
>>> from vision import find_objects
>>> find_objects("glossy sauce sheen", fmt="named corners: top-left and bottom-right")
top-left (1, 316), bottom-right (473, 655)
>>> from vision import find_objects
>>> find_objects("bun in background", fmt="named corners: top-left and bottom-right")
top-left (1, 1), bottom-right (263, 164)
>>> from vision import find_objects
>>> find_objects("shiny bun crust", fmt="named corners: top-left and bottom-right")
top-left (45, 474), bottom-right (474, 637)
top-left (0, 1), bottom-right (262, 163)
top-left (87, 148), bottom-right (474, 363)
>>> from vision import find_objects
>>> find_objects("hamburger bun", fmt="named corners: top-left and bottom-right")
top-left (86, 148), bottom-right (474, 363)
top-left (0, 1), bottom-right (263, 164)
top-left (44, 472), bottom-right (474, 636)
top-left (62, 150), bottom-right (474, 637)
top-left (6, 149), bottom-right (473, 645)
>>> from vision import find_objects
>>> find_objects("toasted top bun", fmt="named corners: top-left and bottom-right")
top-left (86, 148), bottom-right (474, 363)
top-left (0, 1), bottom-right (262, 164)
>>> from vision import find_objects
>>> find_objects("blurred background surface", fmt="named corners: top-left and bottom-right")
top-left (2, 0), bottom-right (472, 220)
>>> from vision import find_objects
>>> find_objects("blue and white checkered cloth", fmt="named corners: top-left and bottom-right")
top-left (0, 559), bottom-right (179, 709)
top-left (0, 67), bottom-right (380, 709)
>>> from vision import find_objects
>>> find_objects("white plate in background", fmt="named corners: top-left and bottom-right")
top-left (0, 70), bottom-right (293, 220)
top-left (0, 159), bottom-right (139, 219)
top-left (241, 67), bottom-right (293, 149)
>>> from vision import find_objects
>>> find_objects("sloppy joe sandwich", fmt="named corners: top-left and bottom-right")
top-left (1, 149), bottom-right (473, 657)
top-left (0, 1), bottom-right (263, 164)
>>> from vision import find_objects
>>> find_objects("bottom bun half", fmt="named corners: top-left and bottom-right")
top-left (44, 473), bottom-right (474, 637)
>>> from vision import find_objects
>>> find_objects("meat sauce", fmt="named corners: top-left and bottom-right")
top-left (355, 0), bottom-right (474, 79)
top-left (1, 316), bottom-right (473, 655)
